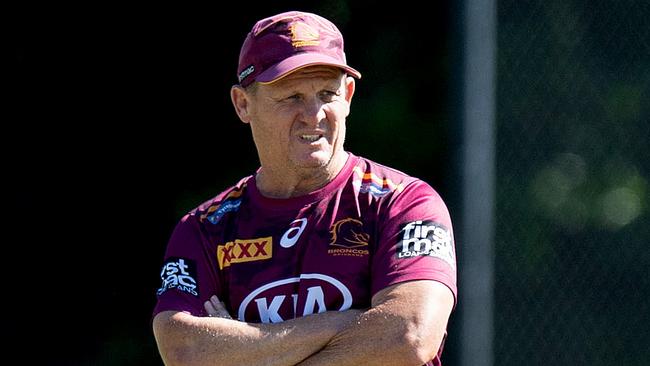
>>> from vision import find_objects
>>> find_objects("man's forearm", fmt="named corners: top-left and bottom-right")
top-left (296, 281), bottom-right (454, 366)
top-left (295, 306), bottom-right (424, 366)
top-left (153, 309), bottom-right (359, 366)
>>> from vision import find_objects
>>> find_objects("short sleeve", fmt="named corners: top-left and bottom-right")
top-left (152, 214), bottom-right (220, 317)
top-left (371, 180), bottom-right (457, 304)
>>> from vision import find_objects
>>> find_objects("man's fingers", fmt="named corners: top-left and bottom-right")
top-left (204, 298), bottom-right (218, 316)
top-left (204, 295), bottom-right (232, 319)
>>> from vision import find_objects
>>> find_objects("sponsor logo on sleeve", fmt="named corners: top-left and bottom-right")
top-left (328, 218), bottom-right (370, 257)
top-left (217, 237), bottom-right (273, 269)
top-left (397, 220), bottom-right (455, 269)
top-left (157, 257), bottom-right (199, 297)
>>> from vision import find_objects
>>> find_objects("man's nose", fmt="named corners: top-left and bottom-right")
top-left (301, 97), bottom-right (326, 125)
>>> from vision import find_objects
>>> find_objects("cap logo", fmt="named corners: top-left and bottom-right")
top-left (289, 21), bottom-right (320, 48)
top-left (239, 65), bottom-right (255, 82)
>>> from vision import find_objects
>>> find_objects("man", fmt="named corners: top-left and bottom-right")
top-left (152, 10), bottom-right (456, 366)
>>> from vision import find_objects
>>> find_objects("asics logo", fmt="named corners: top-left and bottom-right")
top-left (280, 218), bottom-right (308, 248)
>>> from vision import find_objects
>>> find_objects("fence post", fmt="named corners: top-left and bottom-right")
top-left (460, 0), bottom-right (496, 365)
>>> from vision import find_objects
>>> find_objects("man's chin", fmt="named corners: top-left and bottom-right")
top-left (292, 152), bottom-right (331, 169)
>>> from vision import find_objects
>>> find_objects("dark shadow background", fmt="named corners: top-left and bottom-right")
top-left (9, 2), bottom-right (458, 365)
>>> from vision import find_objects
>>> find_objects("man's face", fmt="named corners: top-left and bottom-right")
top-left (245, 66), bottom-right (354, 173)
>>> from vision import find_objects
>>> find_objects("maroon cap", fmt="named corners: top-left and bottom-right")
top-left (237, 11), bottom-right (361, 87)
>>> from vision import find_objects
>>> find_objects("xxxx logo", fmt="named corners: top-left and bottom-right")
top-left (217, 237), bottom-right (272, 269)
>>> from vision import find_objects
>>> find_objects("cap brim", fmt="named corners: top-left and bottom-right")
top-left (256, 52), bottom-right (361, 84)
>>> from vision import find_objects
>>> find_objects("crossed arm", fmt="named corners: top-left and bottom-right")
top-left (153, 280), bottom-right (454, 366)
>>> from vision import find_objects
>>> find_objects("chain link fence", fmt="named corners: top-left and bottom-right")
top-left (495, 0), bottom-right (649, 364)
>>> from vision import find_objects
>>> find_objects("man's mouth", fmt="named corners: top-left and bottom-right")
top-left (300, 134), bottom-right (323, 142)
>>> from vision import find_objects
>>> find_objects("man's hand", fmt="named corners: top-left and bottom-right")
top-left (203, 295), bottom-right (233, 319)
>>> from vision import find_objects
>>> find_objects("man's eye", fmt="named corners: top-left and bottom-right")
top-left (286, 94), bottom-right (301, 101)
top-left (320, 91), bottom-right (338, 101)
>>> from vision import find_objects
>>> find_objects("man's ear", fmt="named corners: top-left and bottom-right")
top-left (343, 76), bottom-right (355, 116)
top-left (231, 85), bottom-right (252, 124)
top-left (344, 76), bottom-right (355, 103)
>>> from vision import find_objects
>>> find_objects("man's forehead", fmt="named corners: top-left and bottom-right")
top-left (266, 66), bottom-right (344, 87)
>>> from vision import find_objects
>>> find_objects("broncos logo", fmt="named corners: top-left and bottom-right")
top-left (329, 218), bottom-right (370, 248)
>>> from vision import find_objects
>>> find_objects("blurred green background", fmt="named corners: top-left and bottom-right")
top-left (9, 0), bottom-right (648, 364)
